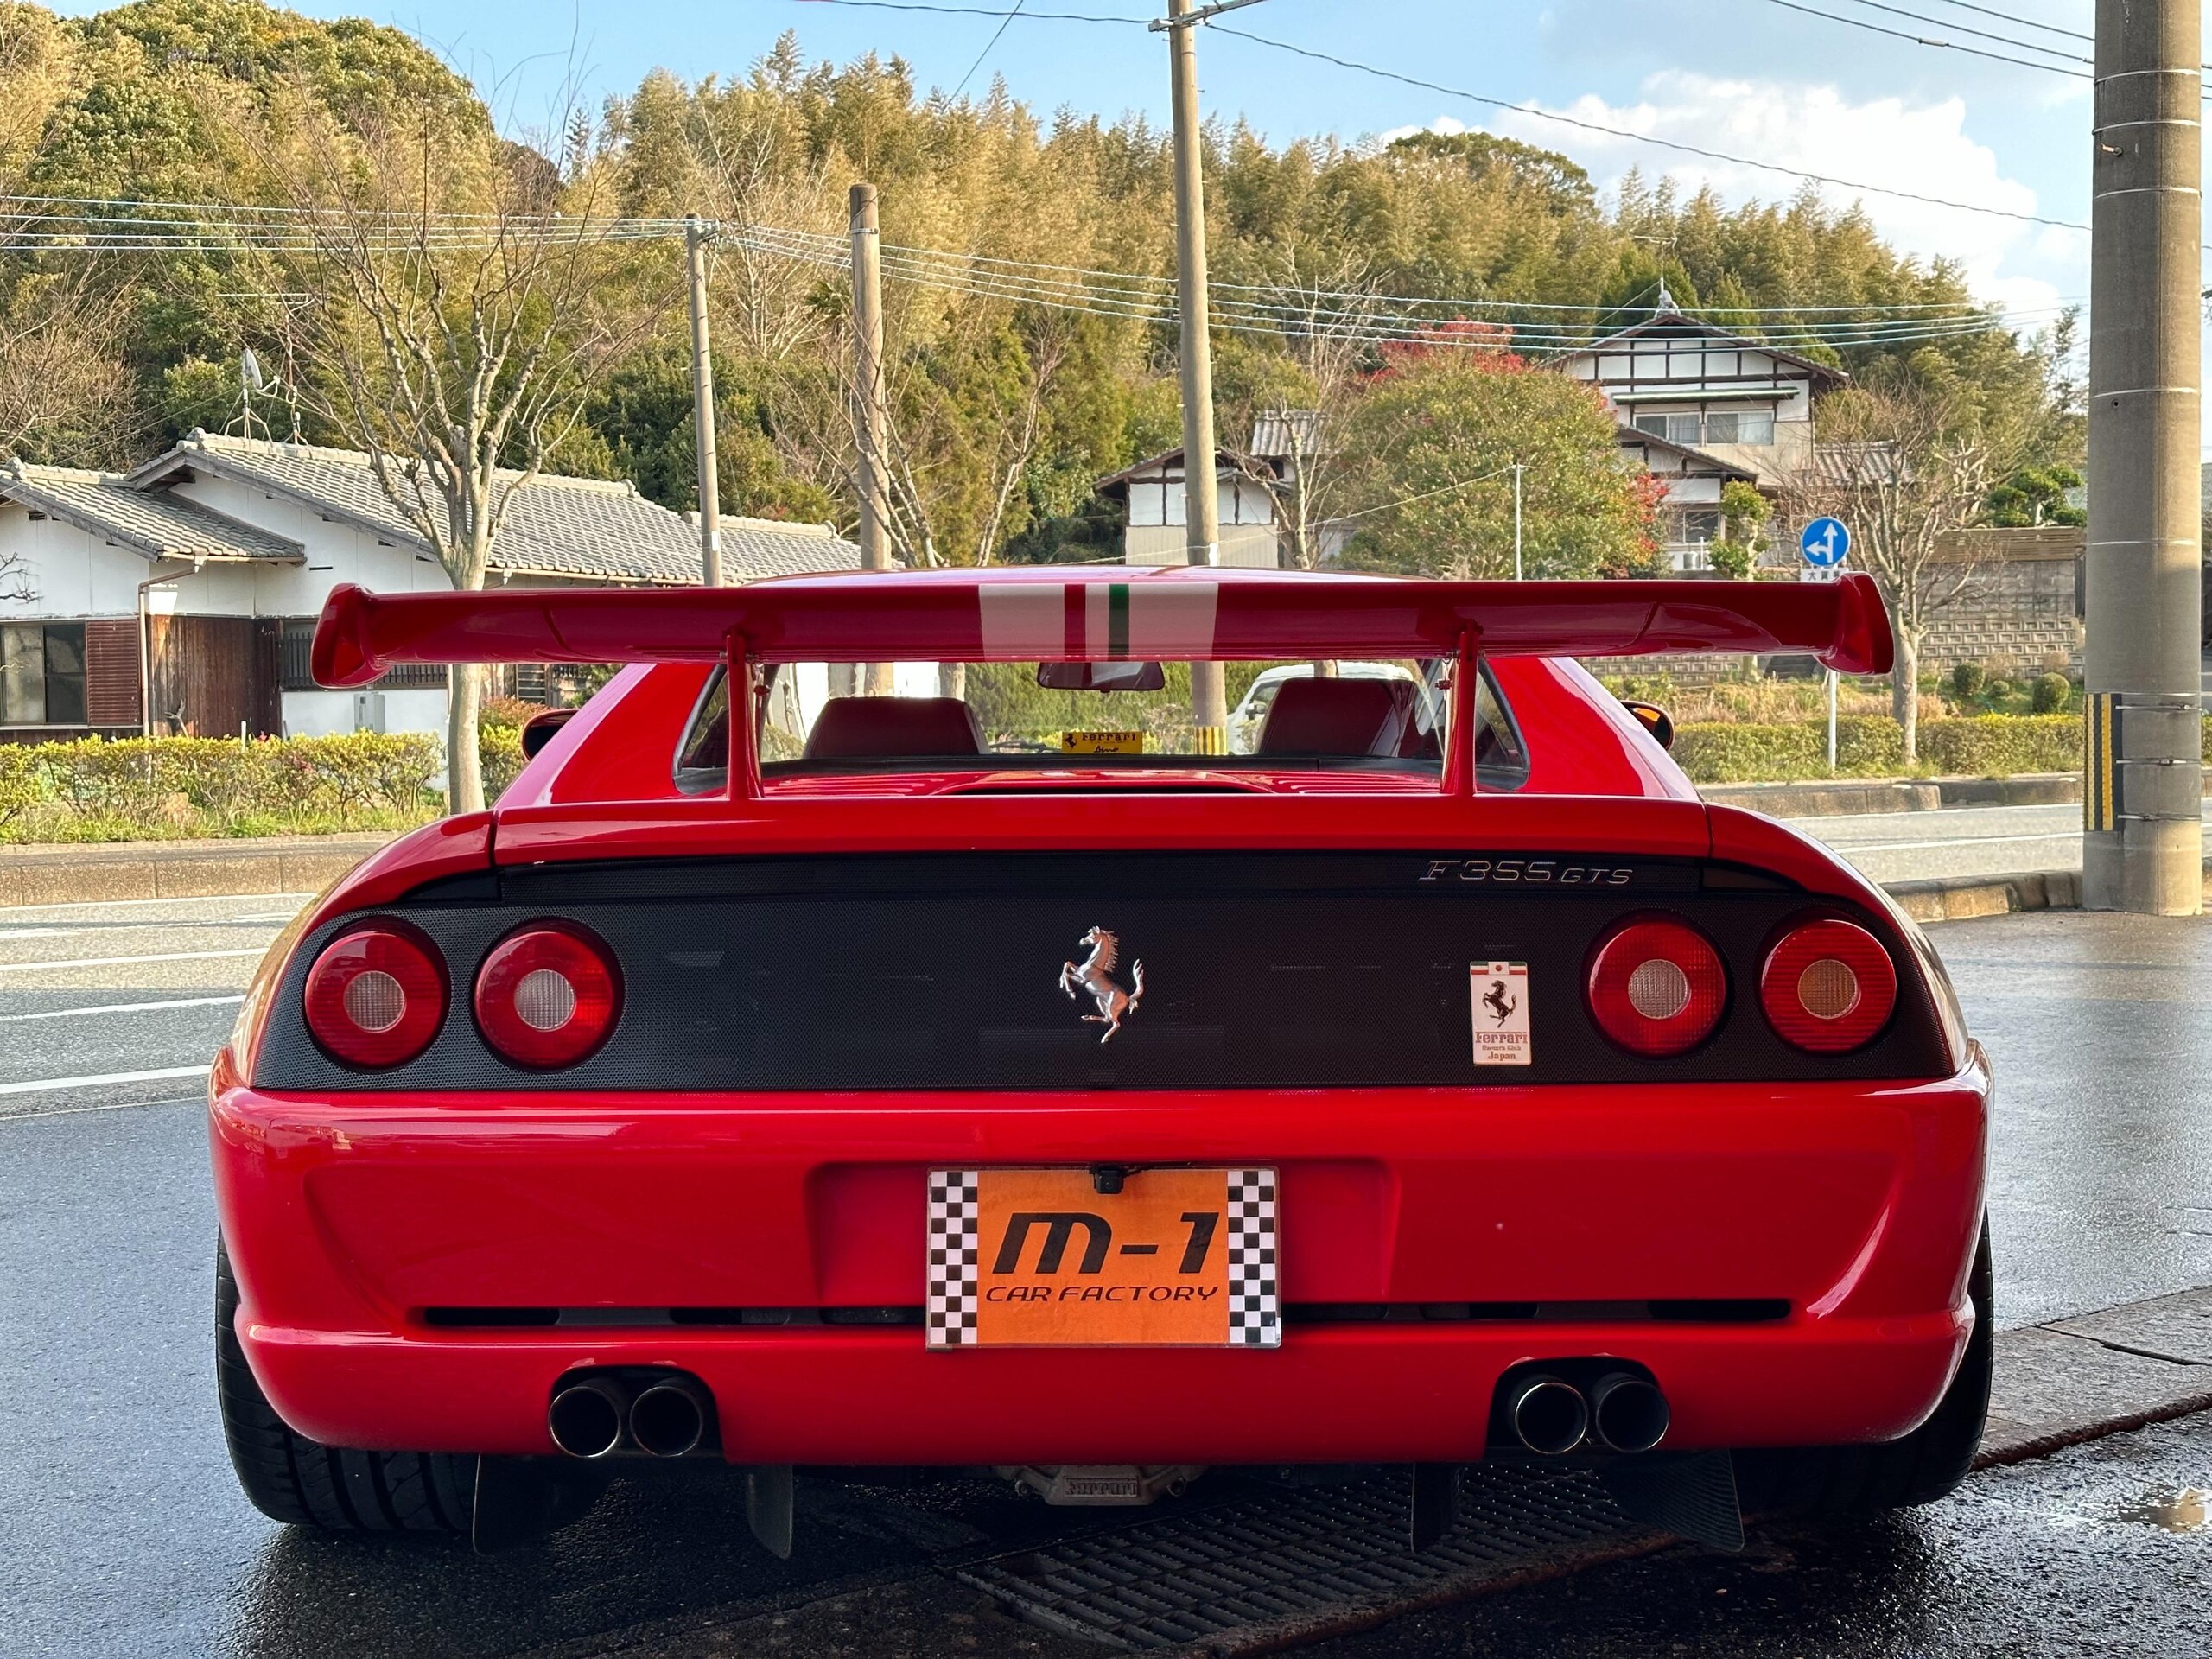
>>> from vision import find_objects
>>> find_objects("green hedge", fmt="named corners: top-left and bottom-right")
top-left (0, 732), bottom-right (441, 842)
top-left (1672, 715), bottom-right (2087, 784)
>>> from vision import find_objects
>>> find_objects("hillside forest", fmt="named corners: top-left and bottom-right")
top-left (0, 0), bottom-right (2082, 588)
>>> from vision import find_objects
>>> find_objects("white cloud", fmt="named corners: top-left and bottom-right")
top-left (1478, 72), bottom-right (2075, 315)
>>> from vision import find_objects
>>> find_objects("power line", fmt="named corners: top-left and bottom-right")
top-left (1918, 0), bottom-right (2089, 43)
top-left (744, 217), bottom-right (2062, 324)
top-left (791, 0), bottom-right (1147, 22)
top-left (950, 0), bottom-right (1029, 97)
top-left (1758, 0), bottom-right (2091, 75)
top-left (733, 219), bottom-right (2054, 348)
top-left (1205, 24), bottom-right (2089, 231)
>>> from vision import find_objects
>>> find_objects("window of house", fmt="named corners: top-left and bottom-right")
top-left (0, 622), bottom-right (87, 727)
top-left (280, 618), bottom-right (445, 691)
top-left (1636, 412), bottom-right (1700, 445)
top-left (1672, 508), bottom-right (1722, 544)
top-left (1704, 410), bottom-right (1777, 445)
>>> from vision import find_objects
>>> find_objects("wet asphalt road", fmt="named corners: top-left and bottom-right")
top-left (0, 895), bottom-right (2207, 1656)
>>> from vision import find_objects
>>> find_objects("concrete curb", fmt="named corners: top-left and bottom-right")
top-left (0, 835), bottom-right (394, 907)
top-left (1980, 1285), bottom-right (2212, 1467)
top-left (1884, 868), bottom-right (2083, 924)
top-left (1703, 767), bottom-right (2212, 819)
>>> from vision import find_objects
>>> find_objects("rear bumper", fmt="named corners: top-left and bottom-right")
top-left (210, 1051), bottom-right (1989, 1463)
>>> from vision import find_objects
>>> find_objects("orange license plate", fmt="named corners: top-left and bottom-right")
top-left (925, 1167), bottom-right (1279, 1349)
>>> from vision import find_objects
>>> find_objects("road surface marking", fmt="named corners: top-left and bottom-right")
top-left (0, 995), bottom-right (245, 1024)
top-left (1832, 831), bottom-right (2082, 853)
top-left (0, 1065), bottom-right (209, 1096)
top-left (0, 947), bottom-right (269, 974)
top-left (0, 891), bottom-right (312, 918)
top-left (0, 1094), bottom-right (205, 1124)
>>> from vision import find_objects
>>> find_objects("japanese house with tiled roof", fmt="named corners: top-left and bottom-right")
top-left (0, 432), bottom-right (859, 742)
top-left (1555, 292), bottom-right (1848, 570)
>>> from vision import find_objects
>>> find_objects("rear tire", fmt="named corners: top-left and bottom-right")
top-left (1735, 1221), bottom-right (1993, 1516)
top-left (217, 1236), bottom-right (474, 1533)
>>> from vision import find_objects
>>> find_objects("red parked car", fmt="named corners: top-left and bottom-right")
top-left (211, 568), bottom-right (1989, 1554)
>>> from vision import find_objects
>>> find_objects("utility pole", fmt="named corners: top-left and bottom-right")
top-left (2083, 0), bottom-right (2202, 913)
top-left (1160, 0), bottom-right (1229, 747)
top-left (684, 216), bottom-right (723, 588)
top-left (850, 182), bottom-right (895, 696)
top-left (1511, 463), bottom-right (1524, 581)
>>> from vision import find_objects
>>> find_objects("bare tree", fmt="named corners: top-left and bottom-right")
top-left (1792, 380), bottom-right (2013, 762)
top-left (248, 93), bottom-right (670, 810)
top-left (1219, 266), bottom-right (1385, 575)
top-left (0, 265), bottom-right (137, 464)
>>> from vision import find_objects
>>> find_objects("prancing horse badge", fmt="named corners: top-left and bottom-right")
top-left (1060, 926), bottom-right (1145, 1044)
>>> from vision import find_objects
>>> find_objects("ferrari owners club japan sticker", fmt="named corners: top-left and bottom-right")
top-left (925, 1166), bottom-right (1280, 1349)
top-left (1471, 961), bottom-right (1531, 1066)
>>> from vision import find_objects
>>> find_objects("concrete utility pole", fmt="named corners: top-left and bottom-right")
top-left (1161, 0), bottom-right (1229, 746)
top-left (2083, 0), bottom-right (2202, 913)
top-left (683, 216), bottom-right (723, 588)
top-left (849, 182), bottom-right (895, 696)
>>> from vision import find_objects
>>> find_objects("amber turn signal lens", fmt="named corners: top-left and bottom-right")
top-left (302, 922), bottom-right (448, 1069)
top-left (1760, 918), bottom-right (1897, 1052)
top-left (474, 923), bottom-right (622, 1069)
top-left (1586, 917), bottom-right (1728, 1057)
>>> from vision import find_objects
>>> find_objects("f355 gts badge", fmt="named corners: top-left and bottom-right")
top-left (1060, 926), bottom-right (1145, 1044)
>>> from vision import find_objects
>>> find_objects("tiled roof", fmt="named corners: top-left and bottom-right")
top-left (0, 461), bottom-right (303, 562)
top-left (128, 433), bottom-right (860, 585)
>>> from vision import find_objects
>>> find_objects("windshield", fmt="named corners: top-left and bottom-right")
top-left (676, 658), bottom-right (1527, 789)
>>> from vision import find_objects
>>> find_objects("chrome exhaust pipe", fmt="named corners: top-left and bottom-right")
top-left (629, 1375), bottom-right (712, 1458)
top-left (548, 1375), bottom-right (631, 1459)
top-left (1508, 1375), bottom-right (1589, 1456)
top-left (1589, 1372), bottom-right (1669, 1454)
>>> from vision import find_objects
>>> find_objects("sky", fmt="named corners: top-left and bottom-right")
top-left (54, 0), bottom-right (2176, 433)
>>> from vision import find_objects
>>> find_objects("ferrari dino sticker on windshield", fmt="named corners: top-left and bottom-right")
top-left (925, 1167), bottom-right (1279, 1348)
top-left (1471, 961), bottom-right (1531, 1066)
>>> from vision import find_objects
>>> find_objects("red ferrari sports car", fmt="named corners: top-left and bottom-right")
top-left (211, 567), bottom-right (1989, 1554)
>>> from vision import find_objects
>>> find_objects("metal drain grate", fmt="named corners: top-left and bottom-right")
top-left (949, 1466), bottom-right (1657, 1651)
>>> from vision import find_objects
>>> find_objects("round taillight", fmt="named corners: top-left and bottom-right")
top-left (1760, 918), bottom-right (1897, 1052)
top-left (474, 924), bottom-right (621, 1069)
top-left (1586, 917), bottom-right (1728, 1057)
top-left (302, 923), bottom-right (447, 1069)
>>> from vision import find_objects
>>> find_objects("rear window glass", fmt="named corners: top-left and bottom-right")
top-left (675, 659), bottom-right (1526, 791)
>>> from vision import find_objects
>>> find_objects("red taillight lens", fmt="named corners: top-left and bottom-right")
top-left (1760, 918), bottom-right (1897, 1052)
top-left (1586, 917), bottom-right (1728, 1057)
top-left (474, 924), bottom-right (622, 1069)
top-left (302, 923), bottom-right (447, 1069)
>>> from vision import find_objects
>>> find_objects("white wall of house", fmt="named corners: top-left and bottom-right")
top-left (3, 513), bottom-right (163, 620)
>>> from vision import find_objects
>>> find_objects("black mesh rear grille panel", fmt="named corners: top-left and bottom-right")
top-left (251, 851), bottom-right (1952, 1092)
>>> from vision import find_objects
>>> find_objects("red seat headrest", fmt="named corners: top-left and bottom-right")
top-left (803, 696), bottom-right (984, 760)
top-left (1256, 677), bottom-right (1421, 757)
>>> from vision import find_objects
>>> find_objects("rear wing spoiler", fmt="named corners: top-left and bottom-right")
top-left (312, 569), bottom-right (1892, 685)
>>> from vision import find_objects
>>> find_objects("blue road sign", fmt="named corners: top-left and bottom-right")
top-left (1801, 517), bottom-right (1850, 567)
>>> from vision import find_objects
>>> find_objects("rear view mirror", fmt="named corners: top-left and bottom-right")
top-left (1621, 700), bottom-right (1675, 751)
top-left (520, 708), bottom-right (578, 759)
top-left (1036, 660), bottom-right (1168, 693)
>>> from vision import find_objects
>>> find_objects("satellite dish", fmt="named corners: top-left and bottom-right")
top-left (240, 348), bottom-right (266, 393)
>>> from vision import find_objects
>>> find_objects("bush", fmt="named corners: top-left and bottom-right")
top-left (1671, 717), bottom-right (1903, 782)
top-left (1949, 662), bottom-right (1986, 699)
top-left (0, 733), bottom-right (441, 842)
top-left (2030, 672), bottom-right (2070, 715)
top-left (478, 696), bottom-right (541, 802)
top-left (1673, 715), bottom-right (2082, 783)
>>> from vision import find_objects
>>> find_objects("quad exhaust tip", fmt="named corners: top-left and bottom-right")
top-left (1590, 1372), bottom-right (1670, 1454)
top-left (1509, 1375), bottom-right (1590, 1456)
top-left (630, 1376), bottom-right (711, 1458)
top-left (548, 1375), bottom-right (631, 1459)
top-left (1505, 1370), bottom-right (1669, 1456)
